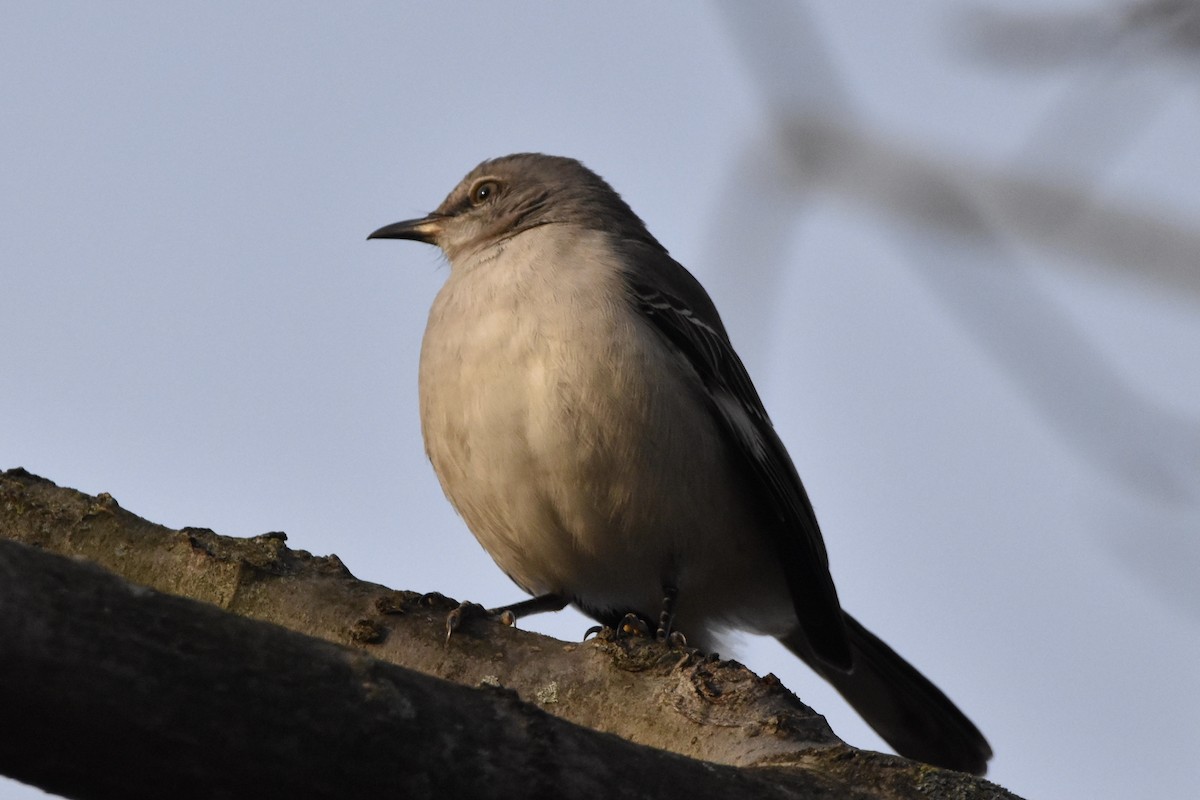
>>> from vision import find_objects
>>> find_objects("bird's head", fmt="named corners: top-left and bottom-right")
top-left (368, 153), bottom-right (660, 262)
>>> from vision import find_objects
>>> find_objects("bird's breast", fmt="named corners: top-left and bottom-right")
top-left (418, 241), bottom-right (661, 581)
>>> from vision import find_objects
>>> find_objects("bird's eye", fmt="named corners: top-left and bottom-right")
top-left (470, 180), bottom-right (500, 206)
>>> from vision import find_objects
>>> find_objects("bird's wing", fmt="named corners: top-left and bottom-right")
top-left (621, 243), bottom-right (852, 669)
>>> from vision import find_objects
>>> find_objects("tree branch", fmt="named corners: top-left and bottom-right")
top-left (0, 468), bottom-right (1019, 799)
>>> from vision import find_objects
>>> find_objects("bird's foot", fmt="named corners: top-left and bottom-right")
top-left (617, 612), bottom-right (652, 639)
top-left (444, 600), bottom-right (513, 642)
top-left (582, 613), bottom-right (652, 642)
top-left (419, 591), bottom-right (452, 607)
top-left (608, 612), bottom-right (688, 644)
top-left (443, 592), bottom-right (569, 643)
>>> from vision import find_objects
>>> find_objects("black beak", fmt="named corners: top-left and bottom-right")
top-left (367, 215), bottom-right (444, 244)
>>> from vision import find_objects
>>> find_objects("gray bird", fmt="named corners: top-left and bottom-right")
top-left (369, 153), bottom-right (991, 775)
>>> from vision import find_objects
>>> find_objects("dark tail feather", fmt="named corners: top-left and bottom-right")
top-left (779, 613), bottom-right (992, 776)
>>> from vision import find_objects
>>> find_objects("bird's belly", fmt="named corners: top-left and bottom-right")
top-left (418, 271), bottom-right (793, 644)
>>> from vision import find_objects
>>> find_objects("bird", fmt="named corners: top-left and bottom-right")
top-left (368, 153), bottom-right (992, 775)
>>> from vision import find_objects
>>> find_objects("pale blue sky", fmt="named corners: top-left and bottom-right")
top-left (3, 3), bottom-right (1199, 798)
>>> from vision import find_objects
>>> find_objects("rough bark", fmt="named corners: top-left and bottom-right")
top-left (0, 468), bottom-right (1020, 799)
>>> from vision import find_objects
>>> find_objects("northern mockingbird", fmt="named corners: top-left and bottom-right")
top-left (369, 153), bottom-right (991, 775)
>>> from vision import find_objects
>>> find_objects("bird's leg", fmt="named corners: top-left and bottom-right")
top-left (656, 585), bottom-right (683, 644)
top-left (445, 592), bottom-right (568, 641)
top-left (489, 592), bottom-right (569, 625)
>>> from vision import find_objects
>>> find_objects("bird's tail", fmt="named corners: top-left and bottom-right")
top-left (778, 612), bottom-right (992, 775)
